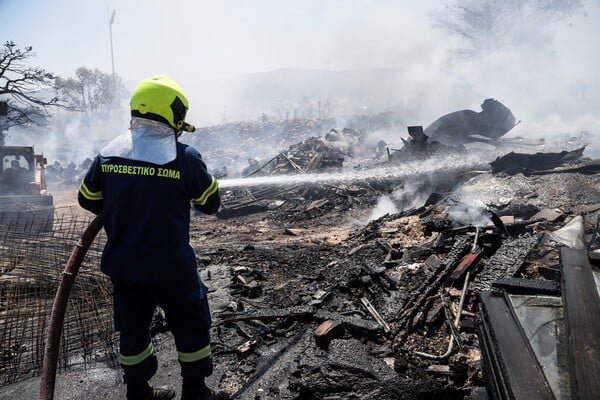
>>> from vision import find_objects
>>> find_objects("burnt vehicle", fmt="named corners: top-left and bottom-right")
top-left (0, 145), bottom-right (54, 231)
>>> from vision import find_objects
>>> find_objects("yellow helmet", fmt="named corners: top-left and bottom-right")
top-left (130, 75), bottom-right (194, 133)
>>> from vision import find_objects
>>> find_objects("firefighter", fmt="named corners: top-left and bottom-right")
top-left (78, 75), bottom-right (228, 400)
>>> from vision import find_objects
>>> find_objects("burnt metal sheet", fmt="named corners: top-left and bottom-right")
top-left (478, 291), bottom-right (555, 400)
top-left (560, 247), bottom-right (600, 400)
top-left (490, 147), bottom-right (585, 175)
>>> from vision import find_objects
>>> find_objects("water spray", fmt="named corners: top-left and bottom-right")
top-left (218, 150), bottom-right (498, 189)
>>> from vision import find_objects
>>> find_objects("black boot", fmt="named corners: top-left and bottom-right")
top-left (181, 378), bottom-right (229, 400)
top-left (126, 381), bottom-right (176, 400)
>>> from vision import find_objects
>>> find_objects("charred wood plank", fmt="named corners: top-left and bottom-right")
top-left (247, 154), bottom-right (279, 177)
top-left (560, 247), bottom-right (600, 400)
top-left (530, 162), bottom-right (600, 176)
top-left (471, 234), bottom-right (538, 292)
top-left (491, 278), bottom-right (560, 296)
top-left (216, 308), bottom-right (383, 335)
top-left (477, 291), bottom-right (554, 400)
top-left (395, 236), bottom-right (471, 336)
top-left (216, 305), bottom-right (316, 325)
top-left (279, 151), bottom-right (305, 173)
top-left (221, 187), bottom-right (289, 208)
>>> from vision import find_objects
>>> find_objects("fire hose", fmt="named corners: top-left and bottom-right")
top-left (38, 215), bottom-right (103, 400)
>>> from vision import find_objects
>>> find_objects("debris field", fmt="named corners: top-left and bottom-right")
top-left (0, 112), bottom-right (599, 400)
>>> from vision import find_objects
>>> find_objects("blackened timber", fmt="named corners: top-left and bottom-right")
top-left (530, 162), bottom-right (600, 176)
top-left (478, 291), bottom-right (554, 400)
top-left (220, 187), bottom-right (290, 209)
top-left (471, 234), bottom-right (538, 291)
top-left (491, 278), bottom-right (560, 296)
top-left (560, 247), bottom-right (600, 400)
top-left (395, 236), bottom-right (471, 336)
top-left (216, 305), bottom-right (316, 325)
top-left (477, 304), bottom-right (510, 399)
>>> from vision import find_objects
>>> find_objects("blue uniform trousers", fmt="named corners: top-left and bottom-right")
top-left (112, 272), bottom-right (213, 384)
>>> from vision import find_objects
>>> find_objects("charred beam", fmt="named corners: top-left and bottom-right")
top-left (216, 305), bottom-right (316, 325)
top-left (491, 278), bottom-right (560, 296)
top-left (560, 247), bottom-right (600, 400)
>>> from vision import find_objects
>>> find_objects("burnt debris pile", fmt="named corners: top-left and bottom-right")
top-left (240, 132), bottom-right (355, 177)
top-left (195, 147), bottom-right (600, 399)
top-left (216, 126), bottom-right (399, 220)
top-left (185, 117), bottom-right (337, 178)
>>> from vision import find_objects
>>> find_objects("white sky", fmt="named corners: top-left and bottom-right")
top-left (0, 0), bottom-right (449, 81)
top-left (2, 1), bottom-right (598, 93)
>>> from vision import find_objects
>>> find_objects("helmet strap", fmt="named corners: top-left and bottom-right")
top-left (175, 120), bottom-right (184, 137)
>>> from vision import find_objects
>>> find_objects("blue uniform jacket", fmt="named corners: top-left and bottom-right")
top-left (78, 142), bottom-right (220, 284)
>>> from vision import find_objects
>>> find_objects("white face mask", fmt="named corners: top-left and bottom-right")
top-left (100, 118), bottom-right (177, 165)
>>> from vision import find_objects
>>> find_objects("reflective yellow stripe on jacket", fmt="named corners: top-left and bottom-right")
top-left (191, 176), bottom-right (218, 206)
top-left (120, 342), bottom-right (154, 366)
top-left (178, 344), bottom-right (211, 363)
top-left (79, 181), bottom-right (103, 201)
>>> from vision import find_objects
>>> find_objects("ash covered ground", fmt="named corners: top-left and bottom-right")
top-left (1, 115), bottom-right (600, 400)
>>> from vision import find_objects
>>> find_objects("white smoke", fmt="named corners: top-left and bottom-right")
top-left (4, 2), bottom-right (598, 165)
top-left (447, 202), bottom-right (493, 228)
top-left (368, 195), bottom-right (399, 221)
top-left (5, 104), bottom-right (129, 164)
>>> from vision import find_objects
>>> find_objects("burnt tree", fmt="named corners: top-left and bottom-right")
top-left (433, 0), bottom-right (585, 55)
top-left (55, 67), bottom-right (128, 127)
top-left (0, 41), bottom-right (65, 145)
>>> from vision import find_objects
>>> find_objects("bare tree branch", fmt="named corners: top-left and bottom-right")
top-left (0, 41), bottom-right (70, 144)
top-left (55, 67), bottom-right (128, 126)
top-left (433, 0), bottom-right (584, 55)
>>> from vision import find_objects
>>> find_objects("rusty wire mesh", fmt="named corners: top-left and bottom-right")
top-left (0, 206), bottom-right (117, 385)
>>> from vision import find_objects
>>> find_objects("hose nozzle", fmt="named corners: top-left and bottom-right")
top-left (182, 122), bottom-right (195, 132)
